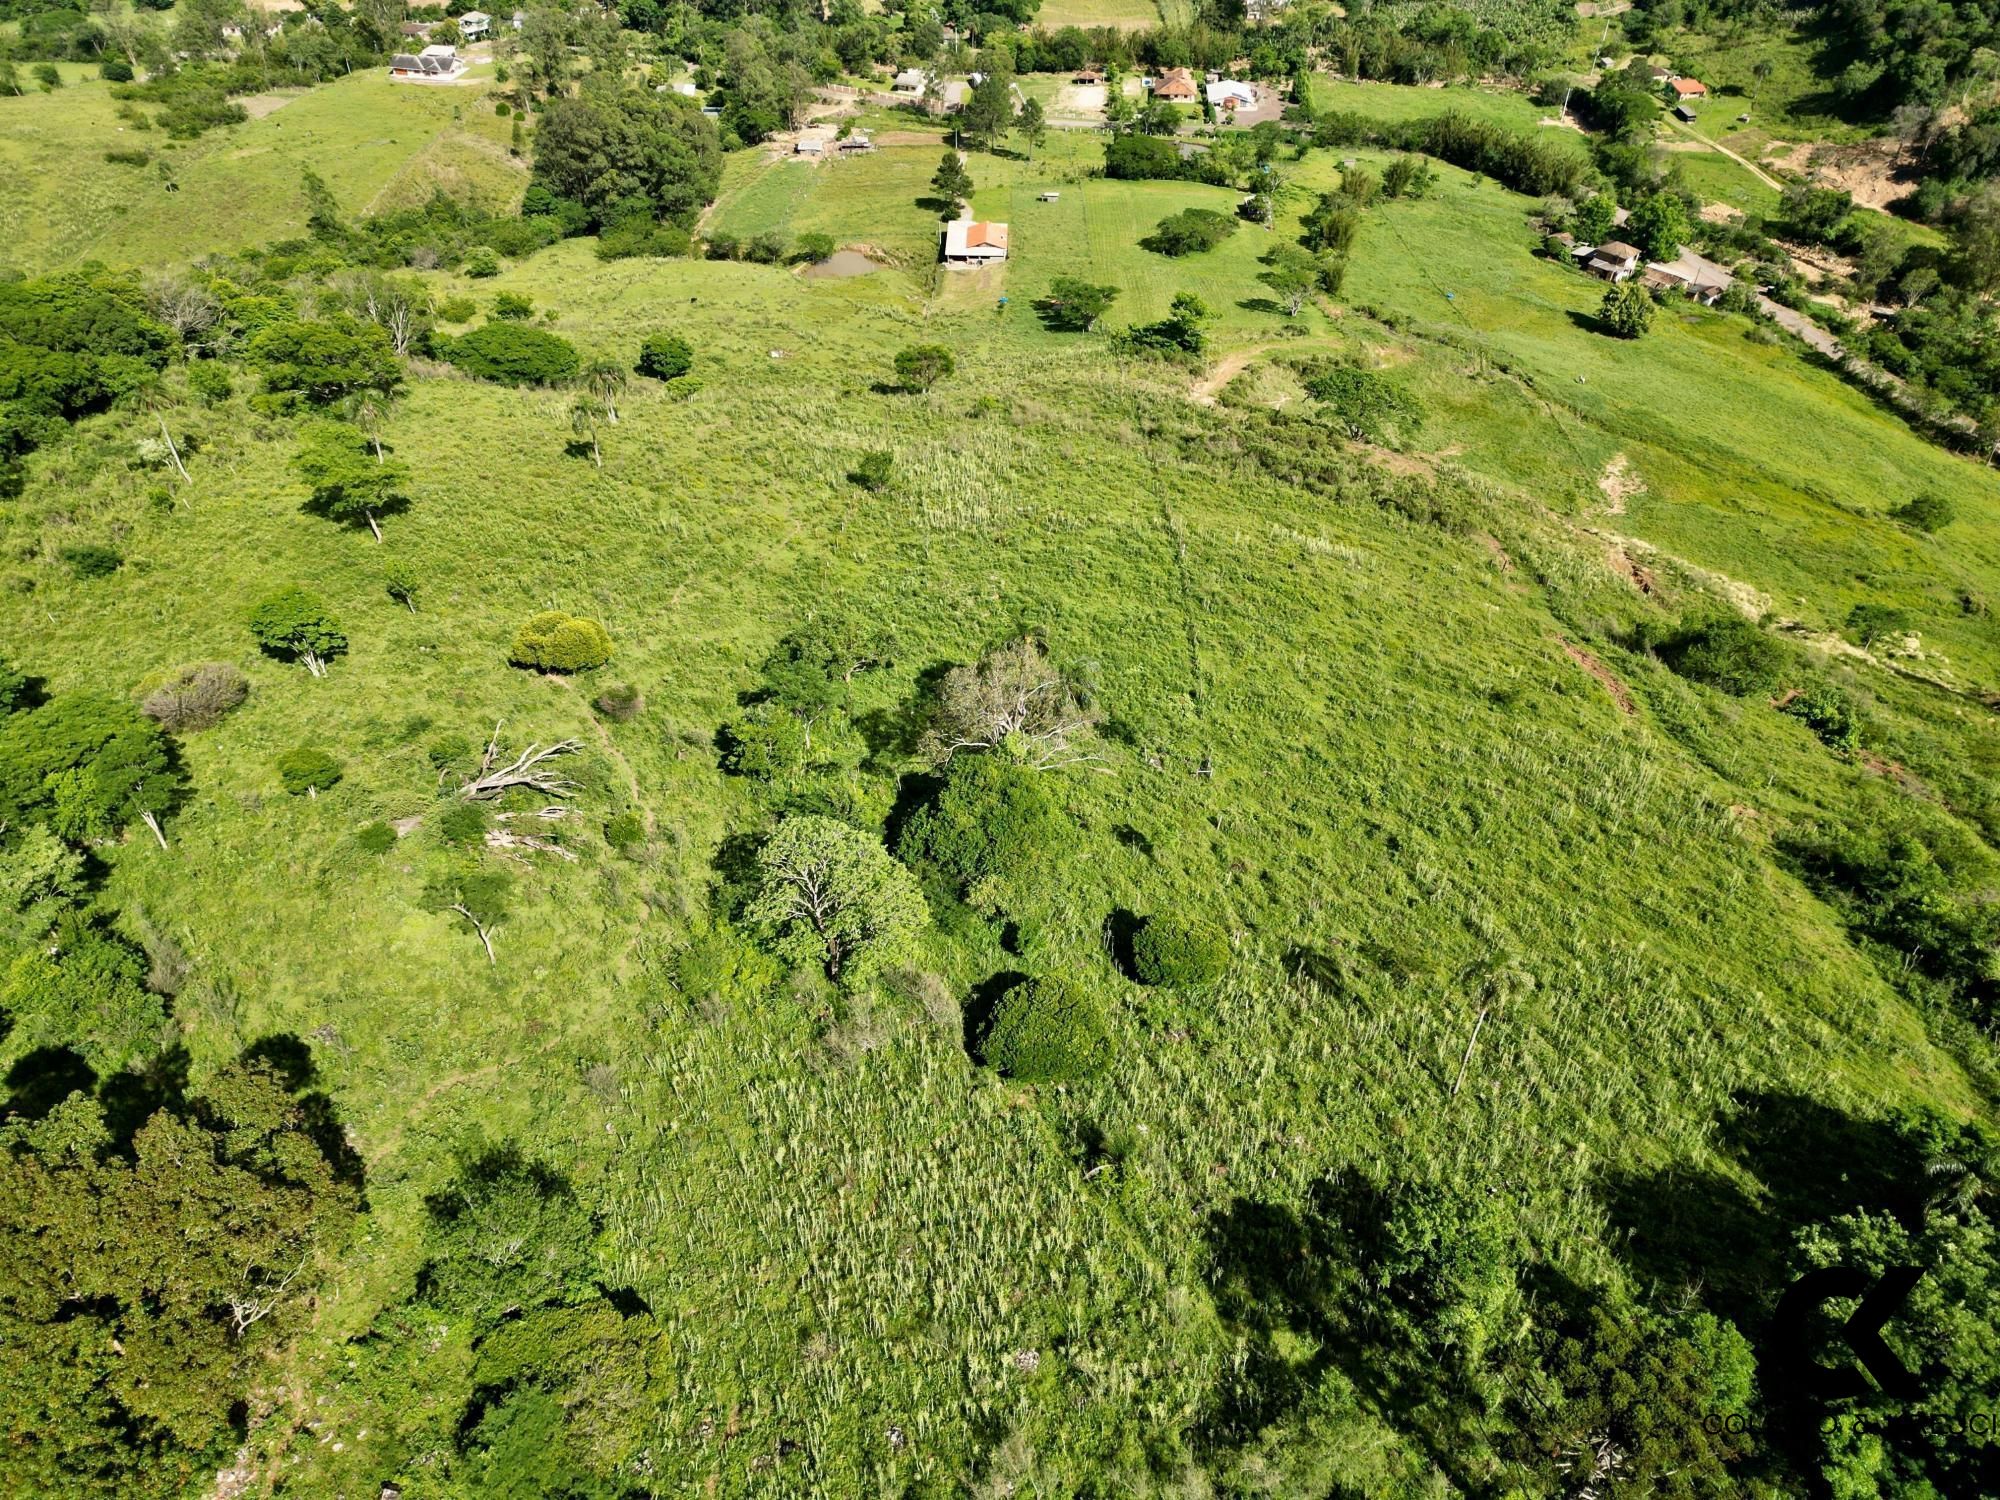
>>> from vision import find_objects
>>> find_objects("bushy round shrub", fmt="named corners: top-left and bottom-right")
top-left (1893, 492), bottom-right (1956, 533)
top-left (101, 59), bottom-right (134, 83)
top-left (1131, 912), bottom-right (1230, 986)
top-left (636, 332), bottom-right (693, 381)
top-left (980, 974), bottom-right (1111, 1082)
top-left (61, 543), bottom-right (122, 579)
top-left (440, 323), bottom-right (579, 386)
top-left (140, 661), bottom-right (248, 732)
top-left (1653, 617), bottom-right (1788, 697)
top-left (356, 820), bottom-right (397, 853)
top-left (510, 610), bottom-right (613, 672)
top-left (897, 755), bottom-right (1063, 896)
top-left (436, 802), bottom-right (489, 846)
top-left (605, 810), bottom-right (644, 850)
top-left (277, 747), bottom-right (343, 796)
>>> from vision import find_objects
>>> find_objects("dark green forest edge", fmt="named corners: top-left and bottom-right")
top-left (6, 0), bottom-right (2000, 1497)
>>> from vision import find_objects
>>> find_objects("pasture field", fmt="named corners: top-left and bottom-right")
top-left (0, 64), bottom-right (521, 275)
top-left (1640, 23), bottom-right (1873, 144)
top-left (1309, 74), bottom-right (1590, 149)
top-left (6, 68), bottom-right (2000, 1499)
top-left (1032, 0), bottom-right (1161, 28)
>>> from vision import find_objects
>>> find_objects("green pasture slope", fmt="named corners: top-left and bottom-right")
top-left (6, 88), bottom-right (2000, 1495)
top-left (0, 64), bottom-right (521, 274)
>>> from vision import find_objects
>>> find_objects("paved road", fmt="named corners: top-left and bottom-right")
top-left (1659, 244), bottom-right (1844, 357)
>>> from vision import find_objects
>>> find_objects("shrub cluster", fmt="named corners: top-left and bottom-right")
top-left (1132, 912), bottom-right (1230, 986)
top-left (1643, 616), bottom-right (1789, 697)
top-left (437, 324), bottom-right (580, 387)
top-left (511, 611), bottom-right (614, 672)
top-left (980, 974), bottom-right (1111, 1082)
top-left (897, 756), bottom-right (1064, 897)
top-left (140, 662), bottom-right (248, 733)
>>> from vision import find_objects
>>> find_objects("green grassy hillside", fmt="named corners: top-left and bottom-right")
top-left (0, 64), bottom-right (522, 275)
top-left (6, 89), bottom-right (2000, 1500)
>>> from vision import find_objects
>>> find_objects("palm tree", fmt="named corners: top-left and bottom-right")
top-left (121, 376), bottom-right (190, 487)
top-left (343, 387), bottom-right (396, 462)
top-left (1749, 59), bottom-right (1774, 118)
top-left (580, 358), bottom-right (628, 426)
top-left (569, 395), bottom-right (606, 468)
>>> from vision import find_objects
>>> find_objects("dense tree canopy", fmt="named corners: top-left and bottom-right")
top-left (529, 89), bottom-right (722, 230)
top-left (0, 1063), bottom-right (360, 1499)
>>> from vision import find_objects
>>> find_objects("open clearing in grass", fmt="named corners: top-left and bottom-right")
top-left (1032, 0), bottom-right (1161, 26)
top-left (1310, 73), bottom-right (1591, 151)
top-left (0, 65), bottom-right (521, 274)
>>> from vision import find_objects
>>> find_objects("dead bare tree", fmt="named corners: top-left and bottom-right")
top-left (485, 807), bottom-right (579, 860)
top-left (917, 637), bottom-right (1105, 770)
top-left (143, 272), bottom-right (224, 351)
top-left (226, 1248), bottom-right (311, 1338)
top-left (457, 723), bottom-right (582, 801)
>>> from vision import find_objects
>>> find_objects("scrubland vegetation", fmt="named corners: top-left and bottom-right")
top-left (4, 0), bottom-right (2000, 1496)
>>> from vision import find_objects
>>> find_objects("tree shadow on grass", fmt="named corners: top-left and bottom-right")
top-left (1103, 907), bottom-right (1143, 981)
top-left (1197, 1178), bottom-right (1494, 1492)
top-left (1236, 295), bottom-right (1290, 316)
top-left (1597, 1089), bottom-right (1932, 1331)
top-left (299, 492), bottom-right (411, 533)
top-left (1564, 307), bottom-right (1621, 339)
top-left (962, 969), bottom-right (1027, 1063)
top-left (3, 1046), bottom-right (96, 1122)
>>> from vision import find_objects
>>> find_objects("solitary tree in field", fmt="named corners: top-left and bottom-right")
top-left (424, 865), bottom-right (513, 965)
top-left (918, 637), bottom-right (1103, 769)
top-left (1260, 244), bottom-right (1324, 316)
top-left (1034, 277), bottom-right (1120, 332)
top-left (247, 589), bottom-right (347, 677)
top-left (745, 815), bottom-right (927, 983)
top-left (569, 394), bottom-right (607, 468)
top-left (385, 561), bottom-right (419, 613)
top-left (1017, 96), bottom-right (1047, 160)
top-left (580, 357), bottom-right (628, 424)
top-left (293, 421), bottom-right (411, 540)
top-left (932, 150), bottom-right (973, 218)
top-left (894, 344), bottom-right (955, 392)
top-left (1600, 280), bottom-right (1656, 339)
top-left (1749, 58), bottom-right (1774, 117)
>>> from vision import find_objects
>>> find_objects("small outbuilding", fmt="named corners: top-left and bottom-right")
top-left (892, 69), bottom-right (928, 93)
top-left (942, 216), bottom-right (1009, 266)
top-left (1672, 77), bottom-right (1709, 98)
top-left (458, 10), bottom-right (490, 41)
